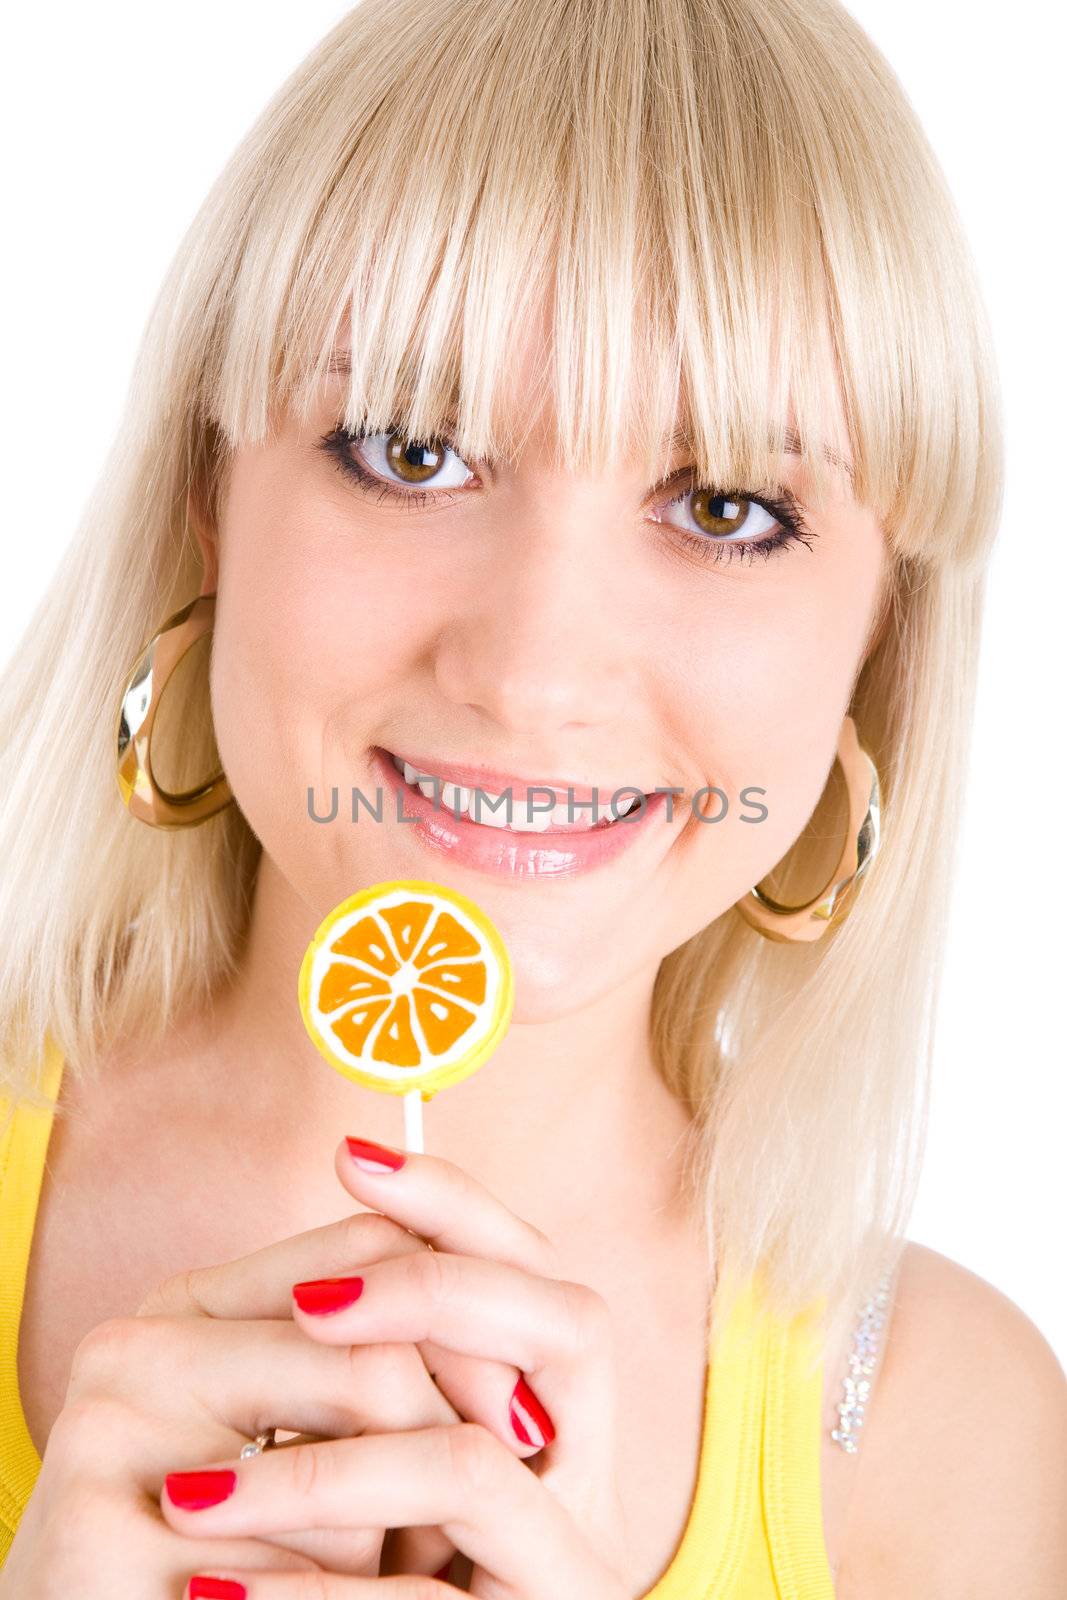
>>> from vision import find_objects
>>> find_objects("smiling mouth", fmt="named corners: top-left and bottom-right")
top-left (382, 748), bottom-right (652, 835)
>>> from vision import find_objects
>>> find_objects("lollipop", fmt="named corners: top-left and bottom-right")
top-left (298, 879), bottom-right (514, 1151)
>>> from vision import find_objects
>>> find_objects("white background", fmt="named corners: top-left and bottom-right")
top-left (2, 5), bottom-right (1063, 1365)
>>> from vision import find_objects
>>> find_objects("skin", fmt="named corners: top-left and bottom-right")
top-left (8, 304), bottom-right (1066, 1597)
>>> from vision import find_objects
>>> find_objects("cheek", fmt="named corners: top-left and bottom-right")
top-left (205, 475), bottom-right (429, 833)
top-left (668, 528), bottom-right (884, 915)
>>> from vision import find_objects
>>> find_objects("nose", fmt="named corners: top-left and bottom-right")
top-left (431, 513), bottom-right (634, 736)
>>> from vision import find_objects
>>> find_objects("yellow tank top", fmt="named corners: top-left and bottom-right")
top-left (0, 1038), bottom-right (837, 1595)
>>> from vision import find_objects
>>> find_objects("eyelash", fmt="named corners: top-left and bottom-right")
top-left (316, 425), bottom-right (817, 566)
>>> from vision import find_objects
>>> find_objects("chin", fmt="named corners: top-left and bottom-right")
top-left (506, 940), bottom-right (622, 1022)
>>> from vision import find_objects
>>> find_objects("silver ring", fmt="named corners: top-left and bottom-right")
top-left (239, 1428), bottom-right (278, 1458)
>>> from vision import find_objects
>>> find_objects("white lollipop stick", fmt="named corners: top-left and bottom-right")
top-left (403, 1088), bottom-right (424, 1153)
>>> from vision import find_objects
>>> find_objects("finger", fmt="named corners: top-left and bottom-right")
top-left (137, 1211), bottom-right (422, 1320)
top-left (331, 1142), bottom-right (583, 1468)
top-left (333, 1138), bottom-right (559, 1276)
top-left (184, 1574), bottom-right (453, 1598)
top-left (330, 1145), bottom-right (572, 1461)
top-left (69, 1315), bottom-right (461, 1460)
top-left (289, 1250), bottom-right (618, 1486)
top-left (163, 1425), bottom-right (618, 1600)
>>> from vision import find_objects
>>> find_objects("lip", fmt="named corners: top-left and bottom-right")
top-left (370, 746), bottom-right (671, 879)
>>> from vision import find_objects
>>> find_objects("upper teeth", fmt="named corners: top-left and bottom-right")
top-left (392, 755), bottom-right (641, 831)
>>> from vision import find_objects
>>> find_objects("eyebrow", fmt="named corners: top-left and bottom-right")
top-left (784, 428), bottom-right (854, 482)
top-left (660, 426), bottom-right (854, 483)
top-left (324, 353), bottom-right (854, 482)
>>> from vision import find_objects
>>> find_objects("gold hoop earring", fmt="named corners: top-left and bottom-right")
top-left (734, 715), bottom-right (880, 943)
top-left (116, 592), bottom-right (234, 829)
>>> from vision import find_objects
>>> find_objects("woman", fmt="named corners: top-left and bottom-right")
top-left (0, 0), bottom-right (1063, 1595)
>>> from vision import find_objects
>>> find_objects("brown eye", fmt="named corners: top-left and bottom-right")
top-left (319, 425), bottom-right (477, 500)
top-left (384, 431), bottom-right (448, 484)
top-left (689, 491), bottom-right (752, 538)
top-left (650, 483), bottom-right (784, 550)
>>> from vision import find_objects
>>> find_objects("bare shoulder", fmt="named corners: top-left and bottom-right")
top-left (838, 1240), bottom-right (1067, 1598)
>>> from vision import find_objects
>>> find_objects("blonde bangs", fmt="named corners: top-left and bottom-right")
top-left (161, 0), bottom-right (1001, 569)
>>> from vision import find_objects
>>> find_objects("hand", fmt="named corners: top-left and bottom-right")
top-left (163, 1423), bottom-right (631, 1598)
top-left (159, 1141), bottom-right (634, 1598)
top-left (0, 1143), bottom-right (557, 1595)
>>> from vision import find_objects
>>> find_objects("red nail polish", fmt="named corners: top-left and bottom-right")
top-left (164, 1469), bottom-right (237, 1510)
top-left (292, 1275), bottom-right (365, 1314)
top-left (345, 1134), bottom-right (407, 1172)
top-left (189, 1579), bottom-right (248, 1599)
top-left (509, 1375), bottom-right (556, 1448)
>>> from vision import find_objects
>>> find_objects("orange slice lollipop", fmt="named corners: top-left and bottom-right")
top-left (298, 879), bottom-right (513, 1100)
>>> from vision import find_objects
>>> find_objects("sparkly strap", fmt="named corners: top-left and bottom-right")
top-left (830, 1269), bottom-right (893, 1453)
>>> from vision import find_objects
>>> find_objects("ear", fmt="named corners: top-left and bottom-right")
top-left (187, 468), bottom-right (220, 595)
top-left (861, 563), bottom-right (896, 668)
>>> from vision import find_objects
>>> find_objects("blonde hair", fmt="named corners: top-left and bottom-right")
top-left (0, 0), bottom-right (1002, 1360)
